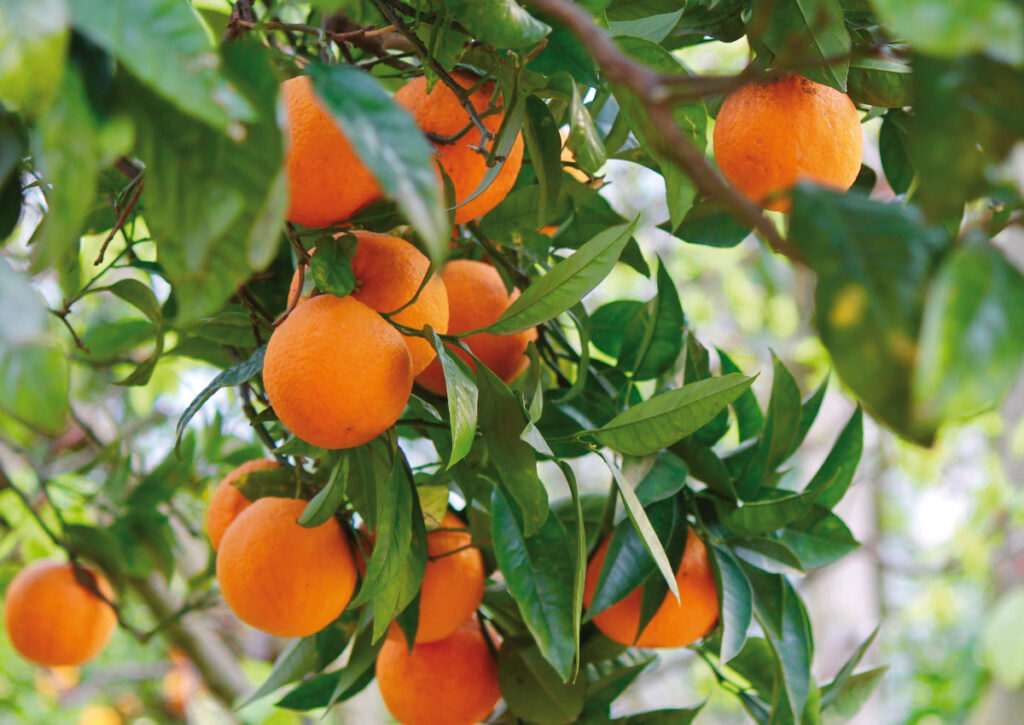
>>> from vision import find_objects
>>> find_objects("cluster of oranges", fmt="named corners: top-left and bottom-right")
top-left (0, 65), bottom-right (863, 724)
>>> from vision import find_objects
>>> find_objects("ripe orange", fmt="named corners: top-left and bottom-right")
top-left (376, 620), bottom-right (501, 725)
top-left (264, 293), bottom-right (413, 449)
top-left (282, 75), bottom-right (383, 228)
top-left (77, 704), bottom-right (121, 725)
top-left (583, 529), bottom-right (719, 649)
top-left (3, 560), bottom-right (116, 666)
top-left (287, 231), bottom-right (449, 375)
top-left (216, 497), bottom-right (357, 638)
top-left (415, 260), bottom-right (536, 396)
top-left (206, 459), bottom-right (279, 551)
top-left (713, 74), bottom-right (863, 212)
top-left (388, 511), bottom-right (484, 645)
top-left (395, 72), bottom-right (524, 224)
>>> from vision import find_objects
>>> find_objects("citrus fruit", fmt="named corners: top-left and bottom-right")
top-left (263, 293), bottom-right (413, 449)
top-left (77, 704), bottom-right (121, 725)
top-left (287, 231), bottom-right (449, 375)
top-left (583, 528), bottom-right (719, 649)
top-left (388, 511), bottom-right (484, 644)
top-left (713, 73), bottom-right (863, 212)
top-left (395, 72), bottom-right (524, 224)
top-left (282, 75), bottom-right (383, 227)
top-left (376, 619), bottom-right (501, 725)
top-left (206, 458), bottom-right (279, 551)
top-left (216, 497), bottom-right (357, 638)
top-left (3, 560), bottom-right (116, 666)
top-left (415, 260), bottom-right (536, 396)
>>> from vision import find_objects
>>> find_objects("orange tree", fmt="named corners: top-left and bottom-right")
top-left (0, 0), bottom-right (1022, 723)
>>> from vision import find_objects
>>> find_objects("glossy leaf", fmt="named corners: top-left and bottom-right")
top-left (299, 455), bottom-right (349, 527)
top-left (429, 330), bottom-right (479, 468)
top-left (592, 374), bottom-right (755, 456)
top-left (711, 542), bottom-right (754, 663)
top-left (489, 220), bottom-right (637, 335)
top-left (499, 639), bottom-right (587, 724)
top-left (808, 407), bottom-right (863, 510)
top-left (242, 625), bottom-right (349, 707)
top-left (492, 486), bottom-right (577, 680)
top-left (442, 0), bottom-right (550, 49)
top-left (749, 0), bottom-right (851, 89)
top-left (523, 95), bottom-right (563, 226)
top-left (567, 82), bottom-right (607, 175)
top-left (847, 58), bottom-right (913, 108)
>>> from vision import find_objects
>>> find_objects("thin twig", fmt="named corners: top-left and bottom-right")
top-left (95, 173), bottom-right (144, 266)
top-left (52, 310), bottom-right (90, 353)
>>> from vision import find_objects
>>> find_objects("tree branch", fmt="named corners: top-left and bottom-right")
top-left (522, 0), bottom-right (801, 262)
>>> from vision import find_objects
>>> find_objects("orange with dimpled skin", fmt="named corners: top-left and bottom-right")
top-left (713, 74), bottom-right (863, 213)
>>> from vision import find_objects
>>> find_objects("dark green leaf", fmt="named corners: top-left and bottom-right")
top-left (523, 95), bottom-right (563, 226)
top-left (710, 542), bottom-right (754, 663)
top-left (592, 374), bottom-right (756, 456)
top-left (668, 197), bottom-right (752, 247)
top-left (324, 626), bottom-right (386, 708)
top-left (879, 110), bottom-right (915, 195)
top-left (429, 329), bottom-right (479, 469)
top-left (492, 487), bottom-right (577, 680)
top-left (489, 220), bottom-right (638, 334)
top-left (299, 455), bottom-right (349, 527)
top-left (781, 510), bottom-right (859, 569)
top-left (718, 349), bottom-right (763, 442)
top-left (716, 489), bottom-right (819, 537)
top-left (808, 407), bottom-right (862, 510)
top-left (499, 639), bottom-right (586, 724)
top-left (476, 364), bottom-right (549, 535)
top-left (847, 58), bottom-right (912, 108)
top-left (567, 83), bottom-right (607, 175)
top-left (621, 259), bottom-right (685, 381)
top-left (821, 667), bottom-right (887, 722)
top-left (608, 11), bottom-right (684, 42)
top-left (309, 234), bottom-right (357, 297)
top-left (749, 0), bottom-right (851, 89)
top-left (591, 300), bottom-right (644, 358)
top-left (242, 625), bottom-right (349, 707)
top-left (308, 63), bottom-right (447, 261)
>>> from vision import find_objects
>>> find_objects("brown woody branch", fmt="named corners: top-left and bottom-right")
top-left (523, 0), bottom-right (800, 262)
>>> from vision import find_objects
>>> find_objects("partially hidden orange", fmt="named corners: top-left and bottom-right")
top-left (206, 459), bottom-right (279, 551)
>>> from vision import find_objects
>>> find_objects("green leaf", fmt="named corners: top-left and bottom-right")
top-left (620, 258), bottom-right (685, 381)
top-left (442, 0), bottom-right (550, 49)
top-left (913, 240), bottom-right (1024, 425)
top-left (429, 329), bottom-right (478, 469)
top-left (499, 639), bottom-right (586, 724)
top-left (476, 361), bottom-right (549, 536)
top-left (491, 486), bottom-right (577, 680)
top-left (808, 407), bottom-right (862, 510)
top-left (821, 667), bottom-right (886, 723)
top-left (68, 0), bottom-right (254, 130)
top-left (718, 349), bottom-right (763, 442)
top-left (567, 83), bottom-right (607, 175)
top-left (175, 346), bottom-right (265, 454)
top-left (528, 24), bottom-right (599, 86)
top-left (599, 452), bottom-right (680, 603)
top-left (744, 566), bottom-right (813, 721)
top-left (789, 184), bottom-right (949, 445)
top-left (351, 456), bottom-right (427, 641)
top-left (820, 625), bottom-right (879, 710)
top-left (0, 342), bottom-right (69, 435)
top-left (90, 279), bottom-right (165, 386)
top-left (490, 220), bottom-right (637, 334)
top-left (523, 95), bottom-right (563, 227)
top-left (601, 706), bottom-right (704, 724)
top-left (795, 376), bottom-right (828, 448)
top-left (29, 68), bottom-right (99, 273)
top-left (591, 300), bottom-right (644, 359)
top-left (231, 467), bottom-right (297, 501)
top-left (0, 0), bottom-right (69, 115)
top-left (127, 41), bottom-right (285, 322)
top-left (241, 625), bottom-right (350, 707)
top-left (749, 0), bottom-right (851, 89)
top-left (879, 110), bottom-right (915, 196)
top-left (608, 11), bottom-right (684, 42)
top-left (779, 510), bottom-right (860, 569)
top-left (715, 489), bottom-right (820, 537)
top-left (668, 197), bottom-right (752, 247)
top-left (591, 374), bottom-right (756, 456)
top-left (308, 63), bottom-right (448, 262)
top-left (299, 455), bottom-right (349, 527)
top-left (580, 656), bottom-right (655, 719)
top-left (710, 542), bottom-right (754, 663)
top-left (734, 354), bottom-right (802, 498)
top-left (980, 586), bottom-right (1024, 689)
top-left (871, 0), bottom-right (1024, 66)
top-left (325, 627), bottom-right (385, 708)
top-left (847, 58), bottom-right (912, 108)
top-left (309, 234), bottom-right (357, 298)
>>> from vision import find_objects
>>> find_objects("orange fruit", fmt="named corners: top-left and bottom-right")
top-left (376, 620), bottom-right (501, 725)
top-left (287, 231), bottom-right (449, 375)
top-left (282, 75), bottom-right (383, 228)
top-left (205, 459), bottom-right (279, 551)
top-left (395, 72), bottom-right (524, 224)
top-left (583, 528), bottom-right (719, 649)
top-left (264, 293), bottom-right (413, 449)
top-left (3, 560), bottom-right (116, 666)
top-left (713, 74), bottom-right (863, 212)
top-left (35, 665), bottom-right (80, 697)
top-left (387, 511), bottom-right (484, 645)
top-left (415, 260), bottom-right (536, 396)
top-left (216, 497), bottom-right (357, 637)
